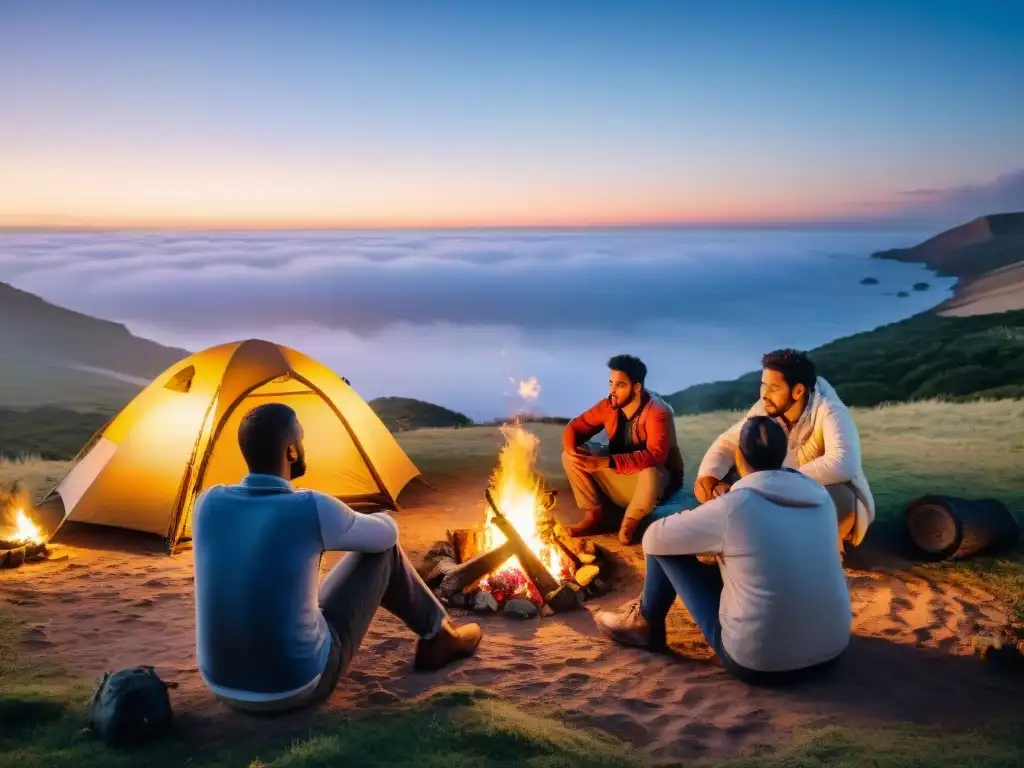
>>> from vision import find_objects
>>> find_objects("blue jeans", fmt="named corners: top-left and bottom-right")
top-left (638, 554), bottom-right (840, 686)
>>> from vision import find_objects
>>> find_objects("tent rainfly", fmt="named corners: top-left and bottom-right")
top-left (39, 339), bottom-right (421, 552)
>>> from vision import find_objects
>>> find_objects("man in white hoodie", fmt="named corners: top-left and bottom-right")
top-left (594, 416), bottom-right (851, 684)
top-left (694, 349), bottom-right (875, 551)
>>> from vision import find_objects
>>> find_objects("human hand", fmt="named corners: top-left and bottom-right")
top-left (694, 475), bottom-right (720, 504)
top-left (574, 454), bottom-right (608, 474)
top-left (696, 553), bottom-right (717, 565)
top-left (710, 481), bottom-right (731, 499)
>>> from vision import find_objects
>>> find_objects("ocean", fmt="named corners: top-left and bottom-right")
top-left (0, 228), bottom-right (956, 421)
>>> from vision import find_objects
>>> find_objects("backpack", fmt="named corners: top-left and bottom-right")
top-left (87, 666), bottom-right (174, 746)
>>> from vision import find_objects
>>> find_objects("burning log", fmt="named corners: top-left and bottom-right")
top-left (485, 489), bottom-right (560, 602)
top-left (437, 540), bottom-right (517, 599)
top-left (451, 528), bottom-right (484, 563)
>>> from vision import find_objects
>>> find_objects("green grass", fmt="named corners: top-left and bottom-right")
top-left (4, 400), bottom-right (1024, 765)
top-left (665, 308), bottom-right (1024, 413)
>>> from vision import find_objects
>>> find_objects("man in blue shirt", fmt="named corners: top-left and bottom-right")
top-left (192, 402), bottom-right (483, 713)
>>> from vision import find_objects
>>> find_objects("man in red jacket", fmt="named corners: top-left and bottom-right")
top-left (561, 355), bottom-right (684, 545)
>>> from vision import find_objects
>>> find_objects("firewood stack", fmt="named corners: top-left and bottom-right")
top-left (419, 491), bottom-right (611, 619)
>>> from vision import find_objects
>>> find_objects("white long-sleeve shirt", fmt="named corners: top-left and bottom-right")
top-left (696, 376), bottom-right (875, 545)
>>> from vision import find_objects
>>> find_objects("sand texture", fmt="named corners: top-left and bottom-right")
top-left (3, 475), bottom-right (1023, 764)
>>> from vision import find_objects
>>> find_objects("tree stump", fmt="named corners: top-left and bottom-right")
top-left (905, 495), bottom-right (1019, 560)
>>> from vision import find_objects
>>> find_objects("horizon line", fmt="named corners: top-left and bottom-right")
top-left (0, 213), bottom-right (970, 234)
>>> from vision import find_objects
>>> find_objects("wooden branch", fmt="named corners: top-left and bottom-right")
top-left (438, 539), bottom-right (517, 598)
top-left (551, 535), bottom-right (583, 571)
top-left (485, 489), bottom-right (561, 601)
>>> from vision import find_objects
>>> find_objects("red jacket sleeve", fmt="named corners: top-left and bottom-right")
top-left (562, 399), bottom-right (609, 452)
top-left (611, 405), bottom-right (670, 474)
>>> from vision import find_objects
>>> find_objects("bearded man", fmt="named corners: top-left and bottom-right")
top-left (561, 354), bottom-right (685, 545)
top-left (693, 349), bottom-right (875, 551)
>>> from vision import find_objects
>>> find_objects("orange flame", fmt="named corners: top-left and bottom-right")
top-left (7, 508), bottom-right (44, 545)
top-left (480, 422), bottom-right (572, 596)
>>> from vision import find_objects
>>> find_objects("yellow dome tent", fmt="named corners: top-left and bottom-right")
top-left (40, 339), bottom-right (421, 552)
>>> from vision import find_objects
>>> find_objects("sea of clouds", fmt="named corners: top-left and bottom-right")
top-left (0, 228), bottom-right (955, 420)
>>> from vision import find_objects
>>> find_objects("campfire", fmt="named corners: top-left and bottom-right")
top-left (420, 421), bottom-right (609, 618)
top-left (1, 503), bottom-right (50, 569)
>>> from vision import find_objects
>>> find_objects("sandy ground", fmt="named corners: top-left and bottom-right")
top-left (938, 261), bottom-right (1024, 317)
top-left (4, 474), bottom-right (1024, 764)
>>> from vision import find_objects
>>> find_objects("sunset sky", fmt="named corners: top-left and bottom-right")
top-left (2, 0), bottom-right (1022, 228)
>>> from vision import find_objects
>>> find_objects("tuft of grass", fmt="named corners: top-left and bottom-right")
top-left (713, 722), bottom-right (1024, 768)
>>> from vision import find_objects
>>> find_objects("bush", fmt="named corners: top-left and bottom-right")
top-left (913, 365), bottom-right (1005, 399)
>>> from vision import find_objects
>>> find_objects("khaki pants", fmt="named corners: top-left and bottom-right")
top-left (827, 481), bottom-right (858, 551)
top-left (562, 443), bottom-right (669, 525)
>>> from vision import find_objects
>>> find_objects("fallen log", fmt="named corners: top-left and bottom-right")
top-left (438, 539), bottom-right (517, 598)
top-left (451, 528), bottom-right (484, 563)
top-left (485, 489), bottom-right (561, 602)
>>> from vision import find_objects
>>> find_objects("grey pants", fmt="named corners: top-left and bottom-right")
top-left (221, 544), bottom-right (447, 714)
top-left (562, 442), bottom-right (670, 525)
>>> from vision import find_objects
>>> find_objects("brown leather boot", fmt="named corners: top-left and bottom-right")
top-left (567, 507), bottom-right (604, 538)
top-left (413, 619), bottom-right (483, 671)
top-left (594, 598), bottom-right (667, 651)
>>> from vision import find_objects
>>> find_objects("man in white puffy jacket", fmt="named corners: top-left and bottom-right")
top-left (595, 416), bottom-right (851, 684)
top-left (694, 349), bottom-right (875, 550)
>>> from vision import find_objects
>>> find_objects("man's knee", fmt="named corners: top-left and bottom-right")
top-left (624, 468), bottom-right (663, 517)
top-left (825, 483), bottom-right (857, 538)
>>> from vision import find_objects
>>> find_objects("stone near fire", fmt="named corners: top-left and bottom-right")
top-left (577, 552), bottom-right (597, 565)
top-left (587, 577), bottom-right (610, 597)
top-left (504, 598), bottom-right (540, 619)
top-left (545, 581), bottom-right (584, 613)
top-left (471, 590), bottom-right (499, 613)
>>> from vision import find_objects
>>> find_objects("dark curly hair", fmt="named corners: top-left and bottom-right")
top-left (607, 354), bottom-right (647, 386)
top-left (761, 349), bottom-right (817, 394)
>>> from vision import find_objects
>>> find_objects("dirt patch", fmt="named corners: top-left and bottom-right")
top-left (3, 473), bottom-right (1023, 764)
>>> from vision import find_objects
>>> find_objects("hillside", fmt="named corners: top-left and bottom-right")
top-left (367, 396), bottom-right (473, 432)
top-left (664, 308), bottom-right (1024, 413)
top-left (873, 212), bottom-right (1024, 315)
top-left (0, 281), bottom-right (190, 410)
top-left (0, 406), bottom-right (110, 460)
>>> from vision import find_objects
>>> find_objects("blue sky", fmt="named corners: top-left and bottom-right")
top-left (2, 0), bottom-right (1022, 227)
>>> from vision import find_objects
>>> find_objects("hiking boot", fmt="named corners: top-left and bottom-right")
top-left (594, 598), bottom-right (666, 651)
top-left (413, 619), bottom-right (483, 671)
top-left (567, 508), bottom-right (605, 538)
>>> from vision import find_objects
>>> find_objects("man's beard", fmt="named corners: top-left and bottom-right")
top-left (290, 456), bottom-right (307, 480)
top-left (609, 392), bottom-right (633, 410)
top-left (764, 395), bottom-right (795, 419)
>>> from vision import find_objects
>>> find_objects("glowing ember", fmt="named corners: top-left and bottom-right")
top-left (479, 422), bottom-right (573, 597)
top-left (7, 508), bottom-right (44, 545)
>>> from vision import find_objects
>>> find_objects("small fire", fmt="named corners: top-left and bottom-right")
top-left (8, 508), bottom-right (44, 545)
top-left (480, 421), bottom-right (573, 599)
